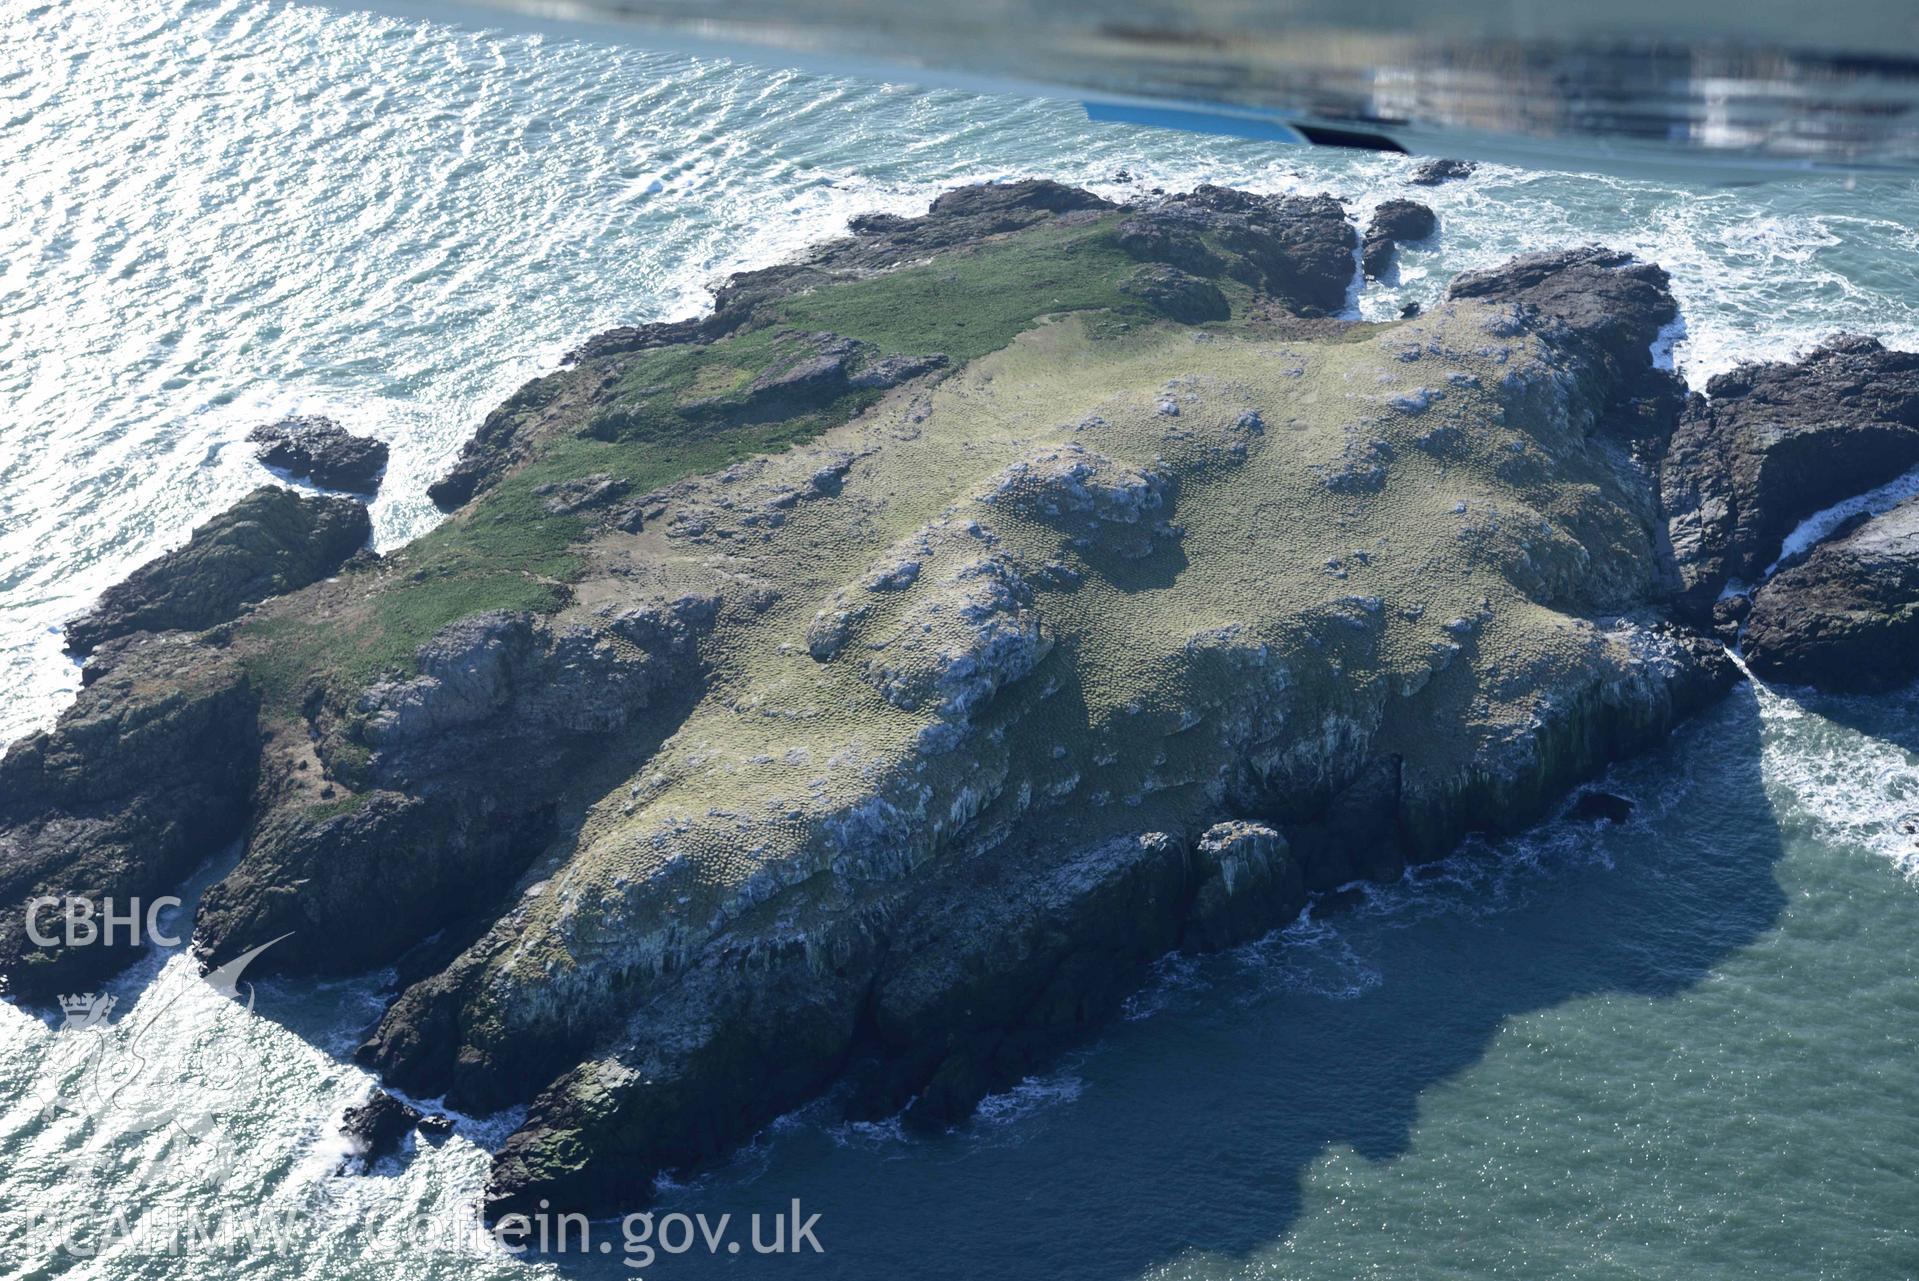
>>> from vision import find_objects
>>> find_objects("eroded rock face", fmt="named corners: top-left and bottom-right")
top-left (1116, 186), bottom-right (1358, 315)
top-left (0, 636), bottom-right (259, 997)
top-left (1661, 335), bottom-right (1919, 620)
top-left (62, 487), bottom-right (370, 657)
top-left (1743, 495), bottom-right (1919, 690)
top-left (1447, 247), bottom-right (1683, 436)
top-left (249, 416), bottom-right (389, 492)
top-left (191, 595), bottom-right (719, 977)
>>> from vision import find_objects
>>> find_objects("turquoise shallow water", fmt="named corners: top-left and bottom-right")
top-left (3, 2), bottom-right (1919, 1278)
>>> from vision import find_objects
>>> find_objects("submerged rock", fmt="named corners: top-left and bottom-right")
top-left (62, 486), bottom-right (370, 656)
top-left (1569, 790), bottom-right (1635, 824)
top-left (1743, 495), bottom-right (1919, 691)
top-left (249, 416), bottom-right (389, 492)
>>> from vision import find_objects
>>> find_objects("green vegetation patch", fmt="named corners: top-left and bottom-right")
top-left (767, 217), bottom-right (1159, 362)
top-left (233, 211), bottom-right (1266, 716)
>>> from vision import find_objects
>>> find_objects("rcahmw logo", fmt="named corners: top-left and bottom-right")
top-left (26, 896), bottom-right (183, 948)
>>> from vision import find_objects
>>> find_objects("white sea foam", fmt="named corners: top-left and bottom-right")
top-left (1754, 683), bottom-right (1919, 880)
top-left (972, 1070), bottom-right (1085, 1126)
top-left (1766, 465), bottom-right (1919, 577)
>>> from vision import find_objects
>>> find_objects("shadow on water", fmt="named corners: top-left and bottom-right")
top-left (538, 684), bottom-right (1785, 1281)
top-left (1785, 673), bottom-right (1919, 760)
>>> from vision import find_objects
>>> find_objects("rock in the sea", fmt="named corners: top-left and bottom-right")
top-left (1410, 157), bottom-right (1476, 185)
top-left (1362, 199), bottom-right (1438, 277)
top-left (249, 416), bottom-right (389, 492)
top-left (63, 486), bottom-right (370, 656)
top-left (1743, 495), bottom-right (1919, 691)
top-left (339, 1090), bottom-right (449, 1170)
top-left (1662, 335), bottom-right (1919, 621)
top-left (1186, 821), bottom-right (1304, 950)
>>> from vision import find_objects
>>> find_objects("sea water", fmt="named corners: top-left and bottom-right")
top-left (2, 2), bottom-right (1917, 1277)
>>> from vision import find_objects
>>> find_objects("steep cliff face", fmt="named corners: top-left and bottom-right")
top-left (4, 179), bottom-right (1854, 1222)
top-left (1661, 335), bottom-right (1919, 623)
top-left (0, 634), bottom-right (259, 998)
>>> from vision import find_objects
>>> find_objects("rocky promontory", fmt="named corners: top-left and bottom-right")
top-left (7, 178), bottom-right (1919, 1223)
top-left (63, 486), bottom-right (370, 657)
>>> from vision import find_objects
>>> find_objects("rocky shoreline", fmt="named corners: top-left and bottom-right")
top-left (4, 178), bottom-right (1917, 1223)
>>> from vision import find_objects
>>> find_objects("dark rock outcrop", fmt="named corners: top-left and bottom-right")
top-left (0, 635), bottom-right (259, 998)
top-left (1362, 199), bottom-right (1437, 277)
top-left (1115, 186), bottom-right (1358, 315)
top-left (192, 596), bottom-right (717, 979)
top-left (340, 1090), bottom-right (421, 1168)
top-left (1410, 157), bottom-right (1476, 185)
top-left (1743, 495), bottom-right (1919, 690)
top-left (1118, 263), bottom-right (1230, 323)
top-left (338, 1090), bottom-right (449, 1170)
top-left (248, 417), bottom-right (389, 492)
top-left (1660, 335), bottom-right (1919, 621)
top-left (63, 487), bottom-right (370, 657)
top-left (1448, 246), bottom-right (1684, 442)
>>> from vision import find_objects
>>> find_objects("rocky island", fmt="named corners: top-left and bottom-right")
top-left (4, 179), bottom-right (1917, 1224)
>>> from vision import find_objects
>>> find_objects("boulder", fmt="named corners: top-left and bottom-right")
top-left (63, 487), bottom-right (370, 656)
top-left (1743, 495), bottom-right (1919, 691)
top-left (1410, 157), bottom-right (1476, 185)
top-left (248, 416), bottom-right (389, 492)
